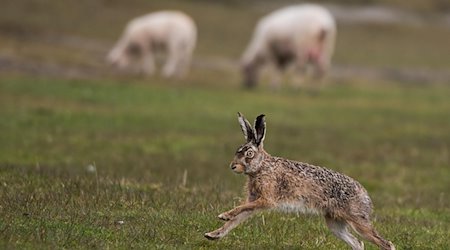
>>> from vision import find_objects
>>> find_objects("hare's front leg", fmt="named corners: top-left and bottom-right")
top-left (205, 199), bottom-right (270, 240)
top-left (205, 211), bottom-right (253, 240)
top-left (218, 199), bottom-right (270, 221)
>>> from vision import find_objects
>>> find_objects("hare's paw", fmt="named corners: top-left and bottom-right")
top-left (218, 212), bottom-right (232, 221)
top-left (204, 231), bottom-right (223, 240)
top-left (388, 241), bottom-right (396, 250)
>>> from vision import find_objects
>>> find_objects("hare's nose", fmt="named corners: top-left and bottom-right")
top-left (230, 164), bottom-right (237, 170)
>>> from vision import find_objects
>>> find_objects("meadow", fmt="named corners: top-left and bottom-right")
top-left (1, 0), bottom-right (449, 249)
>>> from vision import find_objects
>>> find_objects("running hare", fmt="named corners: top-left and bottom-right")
top-left (204, 113), bottom-right (395, 250)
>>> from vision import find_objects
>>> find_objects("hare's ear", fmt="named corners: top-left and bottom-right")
top-left (254, 114), bottom-right (266, 147)
top-left (237, 112), bottom-right (255, 142)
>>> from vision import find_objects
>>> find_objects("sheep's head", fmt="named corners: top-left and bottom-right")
top-left (107, 42), bottom-right (141, 70)
top-left (107, 50), bottom-right (129, 69)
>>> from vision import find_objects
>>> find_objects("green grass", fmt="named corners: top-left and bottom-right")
top-left (1, 0), bottom-right (450, 249)
top-left (1, 76), bottom-right (449, 249)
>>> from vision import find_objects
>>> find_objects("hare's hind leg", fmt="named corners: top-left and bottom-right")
top-left (347, 219), bottom-right (395, 250)
top-left (325, 216), bottom-right (364, 250)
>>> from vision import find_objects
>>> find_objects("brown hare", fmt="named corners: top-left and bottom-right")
top-left (205, 113), bottom-right (395, 250)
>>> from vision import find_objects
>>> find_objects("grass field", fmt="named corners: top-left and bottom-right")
top-left (1, 0), bottom-right (449, 249)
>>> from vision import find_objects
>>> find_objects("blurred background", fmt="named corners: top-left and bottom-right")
top-left (0, 0), bottom-right (449, 249)
top-left (1, 0), bottom-right (450, 82)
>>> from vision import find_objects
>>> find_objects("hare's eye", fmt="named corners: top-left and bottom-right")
top-left (245, 150), bottom-right (255, 158)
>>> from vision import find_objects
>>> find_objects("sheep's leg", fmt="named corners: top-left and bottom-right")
top-left (167, 43), bottom-right (194, 78)
top-left (204, 211), bottom-right (253, 240)
top-left (308, 37), bottom-right (330, 80)
top-left (265, 61), bottom-right (282, 90)
top-left (174, 50), bottom-right (192, 78)
top-left (312, 53), bottom-right (330, 79)
top-left (140, 51), bottom-right (155, 76)
top-left (132, 41), bottom-right (154, 76)
top-left (162, 41), bottom-right (183, 78)
top-left (269, 66), bottom-right (282, 89)
top-left (291, 55), bottom-right (308, 89)
top-left (307, 53), bottom-right (328, 94)
top-left (162, 57), bottom-right (178, 78)
top-left (177, 41), bottom-right (195, 78)
top-left (295, 47), bottom-right (326, 93)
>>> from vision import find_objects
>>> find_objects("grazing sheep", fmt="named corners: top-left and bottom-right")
top-left (107, 11), bottom-right (197, 78)
top-left (241, 4), bottom-right (336, 88)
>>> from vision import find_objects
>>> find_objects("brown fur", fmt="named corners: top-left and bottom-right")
top-left (205, 113), bottom-right (395, 250)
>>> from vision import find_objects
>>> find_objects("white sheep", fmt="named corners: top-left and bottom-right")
top-left (241, 4), bottom-right (336, 88)
top-left (107, 11), bottom-right (197, 78)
